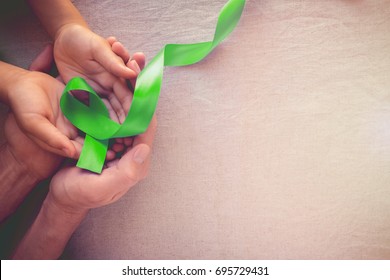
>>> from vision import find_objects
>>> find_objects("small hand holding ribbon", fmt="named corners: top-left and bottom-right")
top-left (60, 0), bottom-right (246, 173)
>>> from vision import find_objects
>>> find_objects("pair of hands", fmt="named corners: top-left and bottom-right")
top-left (5, 24), bottom-right (156, 213)
top-left (8, 25), bottom-right (144, 159)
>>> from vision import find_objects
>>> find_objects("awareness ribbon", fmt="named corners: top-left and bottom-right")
top-left (60, 0), bottom-right (246, 173)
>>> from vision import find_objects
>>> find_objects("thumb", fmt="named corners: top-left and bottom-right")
top-left (24, 116), bottom-right (77, 158)
top-left (86, 144), bottom-right (151, 207)
top-left (93, 39), bottom-right (137, 79)
top-left (116, 143), bottom-right (151, 181)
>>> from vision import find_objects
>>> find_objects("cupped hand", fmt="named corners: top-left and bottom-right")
top-left (7, 45), bottom-right (82, 159)
top-left (49, 114), bottom-right (156, 213)
top-left (54, 24), bottom-right (145, 121)
top-left (4, 114), bottom-right (63, 181)
top-left (4, 45), bottom-right (83, 180)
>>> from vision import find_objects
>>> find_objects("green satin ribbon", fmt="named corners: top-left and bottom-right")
top-left (60, 0), bottom-right (246, 173)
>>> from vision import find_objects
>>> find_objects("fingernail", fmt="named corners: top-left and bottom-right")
top-left (132, 60), bottom-right (141, 73)
top-left (133, 145), bottom-right (150, 164)
top-left (128, 60), bottom-right (140, 74)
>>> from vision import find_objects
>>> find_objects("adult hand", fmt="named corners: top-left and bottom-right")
top-left (10, 114), bottom-right (155, 259)
top-left (4, 114), bottom-right (63, 181)
top-left (48, 114), bottom-right (156, 213)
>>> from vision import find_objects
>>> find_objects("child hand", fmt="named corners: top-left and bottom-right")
top-left (3, 44), bottom-right (82, 159)
top-left (54, 24), bottom-right (145, 119)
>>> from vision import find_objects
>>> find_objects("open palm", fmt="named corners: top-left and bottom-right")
top-left (54, 24), bottom-right (145, 121)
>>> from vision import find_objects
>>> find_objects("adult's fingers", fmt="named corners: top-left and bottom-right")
top-left (105, 143), bottom-right (150, 198)
top-left (112, 79), bottom-right (134, 118)
top-left (101, 144), bottom-right (151, 187)
top-left (79, 143), bottom-right (151, 207)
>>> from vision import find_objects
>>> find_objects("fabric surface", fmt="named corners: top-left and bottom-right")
top-left (1, 0), bottom-right (390, 259)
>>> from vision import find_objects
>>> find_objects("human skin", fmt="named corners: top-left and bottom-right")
top-left (2, 104), bottom-right (156, 259)
top-left (0, 60), bottom-right (82, 158)
top-left (12, 121), bottom-right (155, 259)
top-left (0, 36), bottom-right (146, 216)
top-left (0, 0), bottom-right (145, 158)
top-left (27, 0), bottom-right (145, 122)
top-left (1, 43), bottom-right (156, 259)
top-left (0, 46), bottom-right (80, 222)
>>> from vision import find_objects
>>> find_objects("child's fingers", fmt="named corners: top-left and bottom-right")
top-left (132, 52), bottom-right (146, 70)
top-left (93, 39), bottom-right (137, 79)
top-left (127, 52), bottom-right (146, 89)
top-left (106, 36), bottom-right (117, 46)
top-left (102, 98), bottom-right (121, 123)
top-left (111, 41), bottom-right (131, 64)
top-left (127, 60), bottom-right (140, 89)
top-left (128, 60), bottom-right (141, 74)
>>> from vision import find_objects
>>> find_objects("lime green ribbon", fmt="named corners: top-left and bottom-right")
top-left (60, 0), bottom-right (246, 173)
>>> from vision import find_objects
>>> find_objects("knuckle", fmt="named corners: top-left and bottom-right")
top-left (122, 168), bottom-right (140, 186)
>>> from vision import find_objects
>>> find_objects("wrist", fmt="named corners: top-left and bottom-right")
top-left (0, 143), bottom-right (38, 185)
top-left (27, 0), bottom-right (89, 40)
top-left (46, 187), bottom-right (89, 217)
top-left (12, 189), bottom-right (88, 259)
top-left (0, 143), bottom-right (39, 221)
top-left (53, 22), bottom-right (89, 41)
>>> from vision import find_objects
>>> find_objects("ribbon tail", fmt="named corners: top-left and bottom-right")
top-left (76, 135), bottom-right (108, 174)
